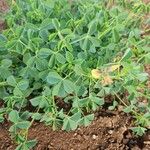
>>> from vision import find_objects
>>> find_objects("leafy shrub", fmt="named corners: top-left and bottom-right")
top-left (0, 0), bottom-right (149, 149)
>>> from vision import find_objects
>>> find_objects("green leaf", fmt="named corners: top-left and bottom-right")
top-left (25, 23), bottom-right (39, 31)
top-left (52, 18), bottom-right (60, 30)
top-left (38, 48), bottom-right (52, 58)
top-left (62, 117), bottom-right (77, 131)
top-left (20, 144), bottom-right (29, 150)
top-left (26, 56), bottom-right (36, 67)
top-left (88, 21), bottom-right (97, 35)
top-left (40, 18), bottom-right (53, 30)
top-left (0, 67), bottom-right (11, 79)
top-left (66, 51), bottom-right (74, 63)
top-left (97, 89), bottom-right (105, 97)
top-left (31, 113), bottom-right (42, 120)
top-left (35, 58), bottom-right (48, 71)
top-left (89, 45), bottom-right (96, 53)
top-left (23, 53), bottom-right (31, 64)
top-left (8, 110), bottom-right (19, 123)
top-left (26, 140), bottom-right (37, 149)
top-left (39, 29), bottom-right (49, 41)
top-left (39, 97), bottom-right (49, 108)
top-left (89, 37), bottom-right (100, 47)
top-left (0, 34), bottom-right (7, 41)
top-left (76, 86), bottom-right (86, 97)
top-left (49, 33), bottom-right (57, 41)
top-left (123, 105), bottom-right (134, 113)
top-left (47, 72), bottom-right (62, 85)
top-left (42, 86), bottom-right (51, 96)
top-left (13, 87), bottom-right (23, 96)
top-left (30, 96), bottom-right (48, 109)
top-left (112, 28), bottom-right (120, 43)
top-left (38, 70), bottom-right (49, 81)
top-left (17, 80), bottom-right (29, 91)
top-left (71, 112), bottom-right (81, 122)
top-left (30, 96), bottom-right (42, 107)
top-left (0, 115), bottom-right (4, 123)
top-left (79, 114), bottom-right (94, 126)
top-left (61, 28), bottom-right (72, 35)
top-left (145, 53), bottom-right (150, 64)
top-left (52, 82), bottom-right (66, 97)
top-left (16, 144), bottom-right (23, 150)
top-left (89, 95), bottom-right (104, 111)
top-left (56, 53), bottom-right (66, 64)
top-left (17, 121), bottom-right (30, 129)
top-left (108, 101), bottom-right (118, 110)
top-left (81, 37), bottom-right (90, 51)
top-left (1, 59), bottom-right (12, 67)
top-left (74, 65), bottom-right (84, 75)
top-left (90, 95), bottom-right (104, 106)
top-left (65, 42), bottom-right (73, 52)
top-left (7, 76), bottom-right (17, 87)
top-left (63, 79), bottom-right (74, 94)
top-left (121, 48), bottom-right (132, 61)
top-left (136, 73), bottom-right (148, 82)
top-left (103, 87), bottom-right (111, 94)
top-left (131, 127), bottom-right (147, 136)
top-left (48, 54), bottom-right (55, 68)
top-left (20, 111), bottom-right (30, 120)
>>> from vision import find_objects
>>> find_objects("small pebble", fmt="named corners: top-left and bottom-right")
top-left (108, 130), bottom-right (113, 134)
top-left (92, 134), bottom-right (97, 140)
top-left (48, 145), bottom-right (53, 149)
top-left (74, 133), bottom-right (77, 136)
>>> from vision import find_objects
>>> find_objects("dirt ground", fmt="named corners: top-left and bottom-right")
top-left (0, 0), bottom-right (8, 30)
top-left (0, 0), bottom-right (150, 150)
top-left (0, 110), bottom-right (150, 150)
top-left (142, 0), bottom-right (150, 4)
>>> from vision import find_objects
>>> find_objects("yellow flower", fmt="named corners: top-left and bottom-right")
top-left (101, 75), bottom-right (113, 86)
top-left (91, 69), bottom-right (101, 79)
top-left (108, 64), bottom-right (120, 72)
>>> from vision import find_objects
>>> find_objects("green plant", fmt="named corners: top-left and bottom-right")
top-left (8, 110), bottom-right (37, 150)
top-left (0, 0), bottom-right (149, 149)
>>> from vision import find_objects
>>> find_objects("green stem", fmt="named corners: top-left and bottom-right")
top-left (0, 82), bottom-right (8, 87)
top-left (70, 36), bottom-right (86, 44)
top-left (25, 107), bottom-right (40, 141)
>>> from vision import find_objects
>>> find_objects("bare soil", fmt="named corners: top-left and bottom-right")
top-left (0, 1), bottom-right (150, 150)
top-left (0, 0), bottom-right (8, 31)
top-left (0, 0), bottom-right (9, 12)
top-left (142, 0), bottom-right (150, 4)
top-left (145, 65), bottom-right (150, 76)
top-left (0, 20), bottom-right (6, 31)
top-left (0, 109), bottom-right (150, 150)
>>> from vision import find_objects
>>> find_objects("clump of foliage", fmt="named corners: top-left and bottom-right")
top-left (0, 0), bottom-right (149, 149)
